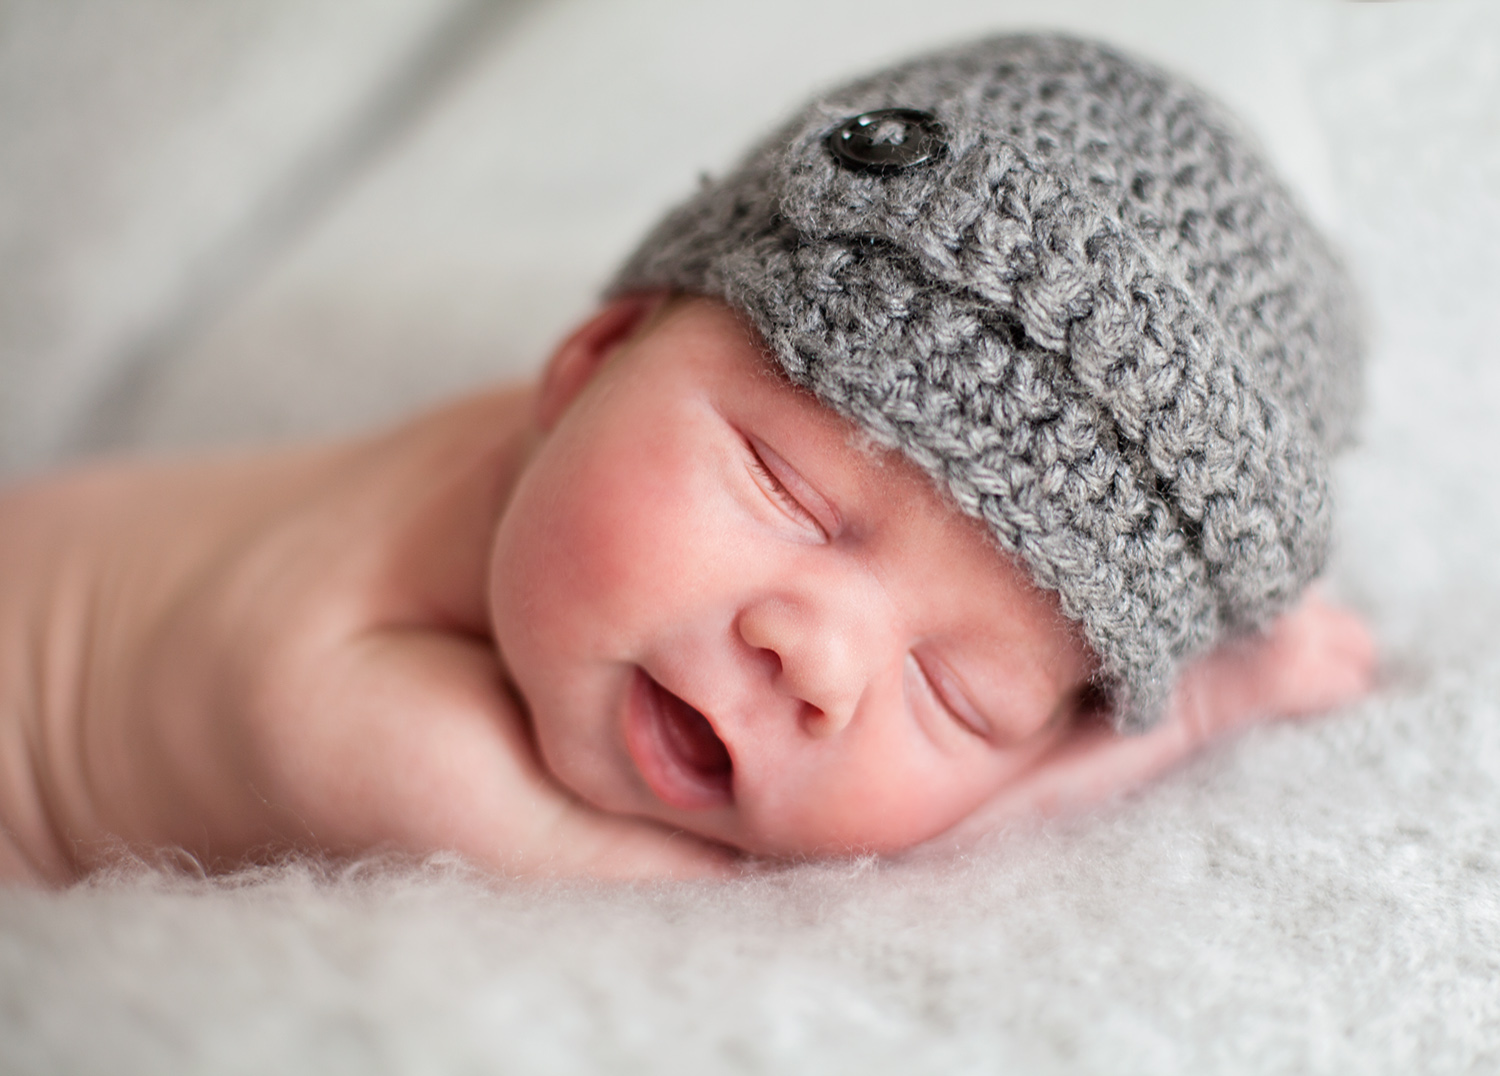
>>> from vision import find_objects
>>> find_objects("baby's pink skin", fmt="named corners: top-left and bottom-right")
top-left (0, 294), bottom-right (1376, 885)
top-left (492, 296), bottom-right (1378, 857)
top-left (0, 383), bottom-right (732, 884)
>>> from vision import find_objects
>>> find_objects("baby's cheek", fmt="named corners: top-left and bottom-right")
top-left (549, 479), bottom-right (692, 630)
top-left (574, 453), bottom-right (750, 618)
top-left (750, 736), bottom-right (988, 856)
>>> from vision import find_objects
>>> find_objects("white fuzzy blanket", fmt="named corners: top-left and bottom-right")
top-left (3, 2), bottom-right (1499, 1071)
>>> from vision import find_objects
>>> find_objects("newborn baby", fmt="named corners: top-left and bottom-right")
top-left (0, 35), bottom-right (1375, 885)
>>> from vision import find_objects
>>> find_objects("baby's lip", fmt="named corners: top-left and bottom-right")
top-left (624, 668), bottom-right (734, 811)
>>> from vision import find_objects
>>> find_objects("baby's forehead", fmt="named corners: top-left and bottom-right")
top-left (665, 298), bottom-right (1053, 564)
top-left (647, 293), bottom-right (970, 514)
top-left (650, 295), bottom-right (896, 448)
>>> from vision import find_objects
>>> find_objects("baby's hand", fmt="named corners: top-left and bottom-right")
top-left (0, 394), bottom-right (733, 884)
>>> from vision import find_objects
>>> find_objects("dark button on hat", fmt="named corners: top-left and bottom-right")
top-left (827, 108), bottom-right (947, 173)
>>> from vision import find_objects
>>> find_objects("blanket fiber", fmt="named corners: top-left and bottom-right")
top-left (3, 1), bottom-right (1499, 1072)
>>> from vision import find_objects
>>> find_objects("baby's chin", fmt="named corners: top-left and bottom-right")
top-left (550, 758), bottom-right (940, 860)
top-left (662, 800), bottom-right (971, 862)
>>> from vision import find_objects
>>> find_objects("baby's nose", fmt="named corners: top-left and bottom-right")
top-left (736, 597), bottom-right (868, 737)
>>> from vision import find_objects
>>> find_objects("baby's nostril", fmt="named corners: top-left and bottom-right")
top-left (801, 703), bottom-right (847, 739)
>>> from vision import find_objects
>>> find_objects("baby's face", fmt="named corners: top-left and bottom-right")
top-left (490, 297), bottom-right (1095, 857)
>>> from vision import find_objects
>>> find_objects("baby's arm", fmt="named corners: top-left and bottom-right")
top-left (0, 393), bottom-right (730, 884)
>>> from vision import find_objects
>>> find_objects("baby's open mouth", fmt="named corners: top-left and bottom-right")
top-left (625, 668), bottom-right (733, 810)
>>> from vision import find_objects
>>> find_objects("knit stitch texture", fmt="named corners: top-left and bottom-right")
top-left (611, 34), bottom-right (1363, 730)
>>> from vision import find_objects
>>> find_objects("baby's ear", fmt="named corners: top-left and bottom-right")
top-left (535, 293), bottom-right (669, 431)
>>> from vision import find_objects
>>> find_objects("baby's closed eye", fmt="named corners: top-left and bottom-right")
top-left (742, 434), bottom-right (838, 538)
top-left (907, 651), bottom-right (993, 740)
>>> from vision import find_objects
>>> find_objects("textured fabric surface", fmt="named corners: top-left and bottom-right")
top-left (3, 2), bottom-right (1499, 1073)
top-left (613, 34), bottom-right (1363, 730)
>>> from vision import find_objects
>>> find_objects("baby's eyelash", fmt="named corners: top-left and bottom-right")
top-left (911, 654), bottom-right (992, 740)
top-left (747, 448), bottom-right (822, 532)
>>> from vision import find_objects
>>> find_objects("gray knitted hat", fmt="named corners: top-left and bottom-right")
top-left (610, 33), bottom-right (1362, 731)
